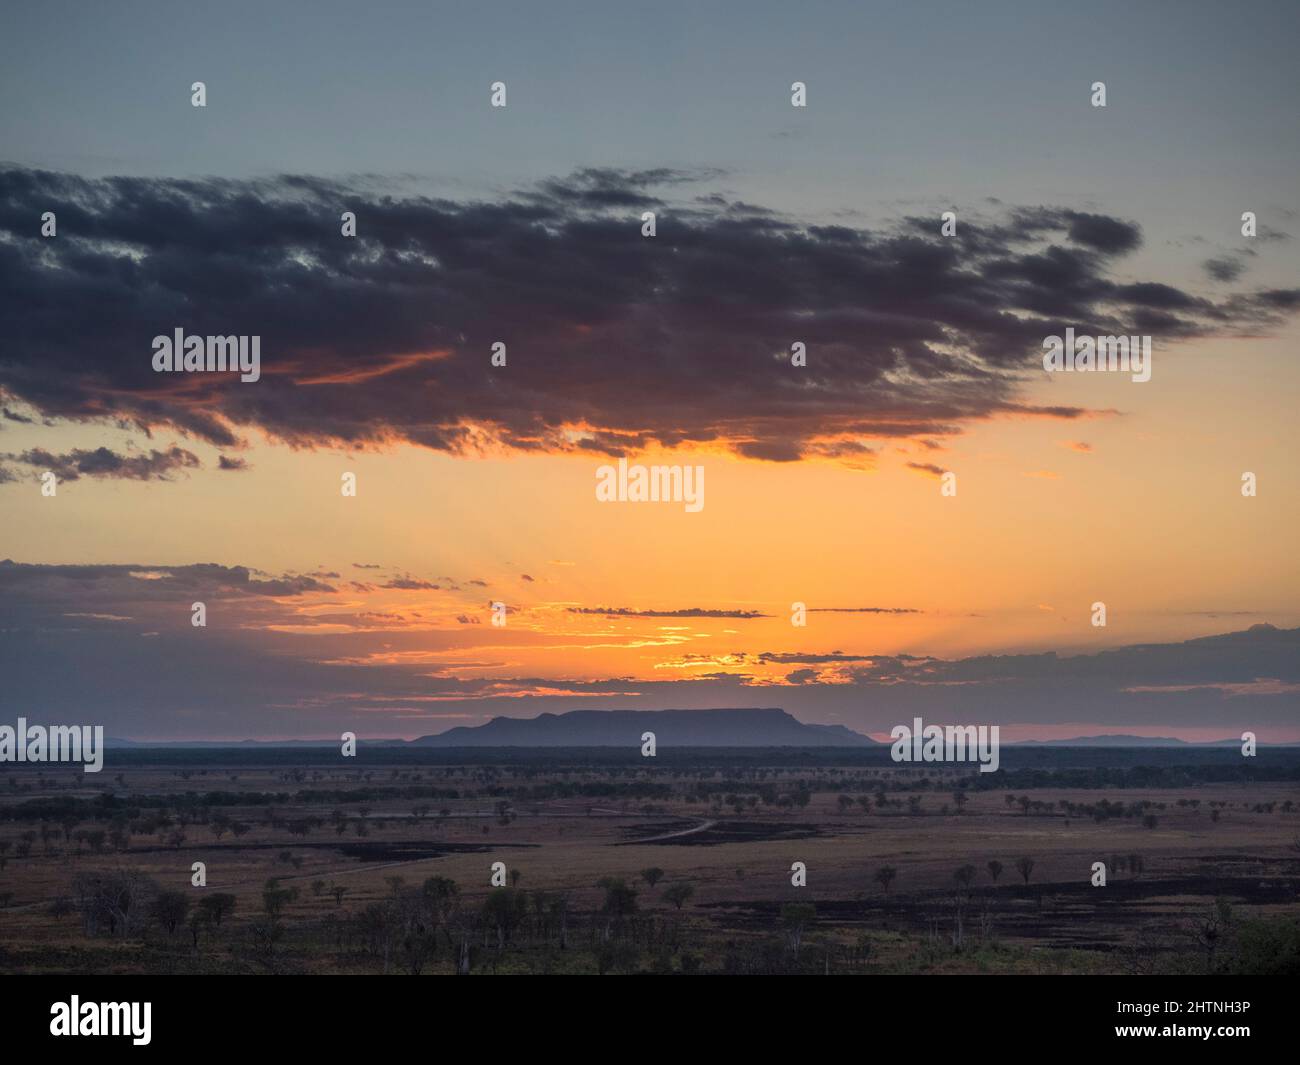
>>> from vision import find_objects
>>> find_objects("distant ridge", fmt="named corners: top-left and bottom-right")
top-left (98, 722), bottom-right (1292, 749)
top-left (411, 708), bottom-right (875, 748)
top-left (1009, 734), bottom-right (1239, 748)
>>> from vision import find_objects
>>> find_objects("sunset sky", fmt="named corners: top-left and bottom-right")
top-left (1, 1), bottom-right (1297, 741)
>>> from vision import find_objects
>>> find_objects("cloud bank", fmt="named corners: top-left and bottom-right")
top-left (3, 166), bottom-right (1296, 475)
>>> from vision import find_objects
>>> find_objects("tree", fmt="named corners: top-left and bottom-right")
top-left (187, 909), bottom-right (210, 949)
top-left (197, 892), bottom-right (236, 926)
top-left (262, 878), bottom-right (298, 917)
top-left (1228, 915), bottom-right (1300, 975)
top-left (780, 902), bottom-right (817, 958)
top-left (153, 890), bottom-right (189, 936)
top-left (663, 882), bottom-right (695, 910)
top-left (72, 869), bottom-right (158, 938)
top-left (1191, 897), bottom-right (1233, 973)
top-left (987, 860), bottom-right (1003, 883)
top-left (874, 865), bottom-right (897, 894)
top-left (597, 877), bottom-right (639, 935)
top-left (421, 876), bottom-right (460, 911)
top-left (481, 887), bottom-right (528, 949)
top-left (953, 865), bottom-right (977, 892)
top-left (640, 867), bottom-right (665, 890)
top-left (1015, 856), bottom-right (1035, 885)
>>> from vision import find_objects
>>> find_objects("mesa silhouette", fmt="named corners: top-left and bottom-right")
top-left (411, 708), bottom-right (874, 747)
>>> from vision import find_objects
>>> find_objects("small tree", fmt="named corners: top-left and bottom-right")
top-left (781, 902), bottom-right (817, 959)
top-left (187, 909), bottom-right (210, 950)
top-left (598, 878), bottom-right (639, 923)
top-left (640, 867), bottom-right (665, 891)
top-left (262, 878), bottom-right (298, 917)
top-left (153, 890), bottom-right (189, 936)
top-left (874, 865), bottom-right (897, 894)
top-left (197, 892), bottom-right (236, 926)
top-left (482, 887), bottom-right (528, 949)
top-left (987, 860), bottom-right (1003, 883)
top-left (1015, 856), bottom-right (1035, 885)
top-left (663, 882), bottom-right (695, 910)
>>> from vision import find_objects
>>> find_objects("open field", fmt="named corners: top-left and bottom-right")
top-left (2, 749), bottom-right (1298, 975)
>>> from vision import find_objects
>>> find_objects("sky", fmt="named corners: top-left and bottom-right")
top-left (1, 1), bottom-right (1298, 741)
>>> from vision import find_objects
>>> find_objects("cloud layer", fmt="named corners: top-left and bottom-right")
top-left (3, 166), bottom-right (1296, 473)
top-left (1, 560), bottom-right (1295, 740)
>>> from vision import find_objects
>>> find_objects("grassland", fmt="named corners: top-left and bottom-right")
top-left (1, 748), bottom-right (1298, 975)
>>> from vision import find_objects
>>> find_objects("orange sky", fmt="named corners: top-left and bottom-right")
top-left (4, 330), bottom-right (1298, 729)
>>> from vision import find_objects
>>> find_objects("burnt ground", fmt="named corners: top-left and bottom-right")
top-left (126, 840), bottom-right (538, 862)
top-left (699, 873), bottom-right (1300, 952)
top-left (617, 819), bottom-right (824, 846)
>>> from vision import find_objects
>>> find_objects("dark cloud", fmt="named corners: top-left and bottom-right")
top-left (1063, 211), bottom-right (1142, 254)
top-left (1203, 255), bottom-right (1248, 283)
top-left (907, 462), bottom-right (946, 478)
top-left (3, 167), bottom-right (1293, 467)
top-left (568, 606), bottom-right (771, 619)
top-left (0, 560), bottom-right (335, 607)
top-left (758, 651), bottom-right (877, 663)
top-left (2, 445), bottom-right (199, 481)
top-left (382, 577), bottom-right (441, 591)
top-left (217, 454), bottom-right (249, 470)
top-left (836, 625), bottom-right (1300, 690)
top-left (808, 607), bottom-right (921, 614)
